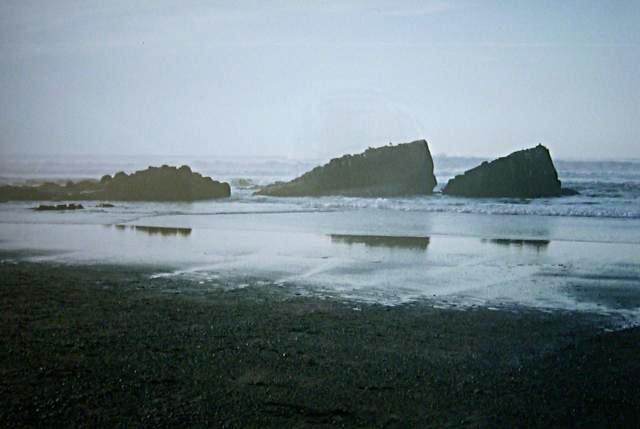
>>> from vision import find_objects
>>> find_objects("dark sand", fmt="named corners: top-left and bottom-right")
top-left (1, 259), bottom-right (639, 427)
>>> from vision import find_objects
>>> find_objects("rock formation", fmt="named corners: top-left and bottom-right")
top-left (34, 203), bottom-right (84, 211)
top-left (256, 140), bottom-right (437, 197)
top-left (442, 145), bottom-right (578, 198)
top-left (0, 165), bottom-right (230, 202)
top-left (99, 165), bottom-right (230, 201)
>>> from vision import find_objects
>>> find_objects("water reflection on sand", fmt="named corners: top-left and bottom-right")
top-left (1, 216), bottom-right (639, 325)
top-left (482, 238), bottom-right (550, 251)
top-left (112, 224), bottom-right (192, 237)
top-left (330, 234), bottom-right (430, 250)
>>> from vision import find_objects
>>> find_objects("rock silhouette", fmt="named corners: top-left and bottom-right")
top-left (256, 140), bottom-right (437, 197)
top-left (443, 145), bottom-right (578, 198)
top-left (101, 165), bottom-right (230, 201)
top-left (0, 165), bottom-right (230, 202)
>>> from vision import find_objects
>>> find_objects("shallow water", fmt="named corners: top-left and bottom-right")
top-left (1, 211), bottom-right (639, 323)
top-left (1, 155), bottom-right (639, 324)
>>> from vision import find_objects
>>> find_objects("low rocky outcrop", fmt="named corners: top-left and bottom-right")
top-left (34, 203), bottom-right (84, 211)
top-left (442, 145), bottom-right (578, 198)
top-left (256, 140), bottom-right (437, 197)
top-left (1, 165), bottom-right (230, 202)
top-left (99, 165), bottom-right (230, 201)
top-left (0, 183), bottom-right (67, 201)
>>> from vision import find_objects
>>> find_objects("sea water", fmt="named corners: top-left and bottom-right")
top-left (1, 155), bottom-right (639, 324)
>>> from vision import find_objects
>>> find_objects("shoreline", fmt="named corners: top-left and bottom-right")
top-left (1, 259), bottom-right (639, 427)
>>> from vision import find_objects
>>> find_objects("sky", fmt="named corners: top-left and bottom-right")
top-left (0, 0), bottom-right (638, 160)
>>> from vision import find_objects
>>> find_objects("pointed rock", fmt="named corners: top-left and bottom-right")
top-left (256, 140), bottom-right (437, 197)
top-left (442, 144), bottom-right (577, 198)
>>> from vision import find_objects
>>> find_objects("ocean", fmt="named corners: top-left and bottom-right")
top-left (1, 154), bottom-right (639, 326)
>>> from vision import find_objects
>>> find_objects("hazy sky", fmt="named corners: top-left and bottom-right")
top-left (1, 1), bottom-right (638, 159)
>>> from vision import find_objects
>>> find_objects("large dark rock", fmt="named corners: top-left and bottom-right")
top-left (442, 144), bottom-right (576, 198)
top-left (100, 165), bottom-right (230, 201)
top-left (0, 165), bottom-right (230, 202)
top-left (256, 140), bottom-right (437, 197)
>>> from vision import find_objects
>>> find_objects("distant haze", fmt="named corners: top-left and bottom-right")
top-left (1, 1), bottom-right (638, 160)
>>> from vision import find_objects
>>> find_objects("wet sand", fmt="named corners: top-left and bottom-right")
top-left (1, 259), bottom-right (639, 427)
